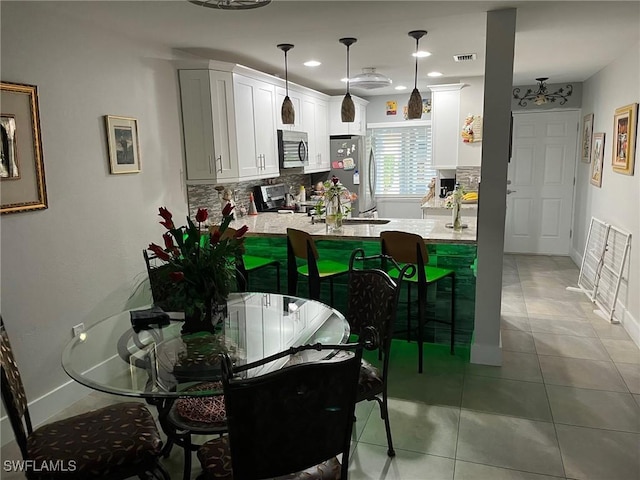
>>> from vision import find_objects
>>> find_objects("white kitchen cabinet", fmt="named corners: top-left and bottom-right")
top-left (329, 95), bottom-right (368, 136)
top-left (275, 86), bottom-right (303, 131)
top-left (301, 94), bottom-right (330, 173)
top-left (179, 67), bottom-right (280, 183)
top-left (179, 69), bottom-right (237, 181)
top-left (233, 74), bottom-right (280, 179)
top-left (429, 83), bottom-right (466, 169)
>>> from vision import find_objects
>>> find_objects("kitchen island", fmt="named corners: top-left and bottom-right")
top-left (227, 212), bottom-right (477, 352)
top-left (228, 212), bottom-right (477, 244)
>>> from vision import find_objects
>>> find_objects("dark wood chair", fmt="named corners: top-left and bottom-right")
top-left (380, 230), bottom-right (456, 373)
top-left (286, 227), bottom-right (349, 304)
top-left (346, 249), bottom-right (411, 457)
top-left (196, 332), bottom-right (376, 480)
top-left (0, 317), bottom-right (169, 480)
top-left (212, 226), bottom-right (281, 293)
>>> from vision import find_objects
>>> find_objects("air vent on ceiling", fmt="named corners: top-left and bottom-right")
top-left (453, 53), bottom-right (477, 62)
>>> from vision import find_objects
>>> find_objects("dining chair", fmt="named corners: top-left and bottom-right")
top-left (211, 225), bottom-right (281, 293)
top-left (380, 230), bottom-right (456, 373)
top-left (346, 248), bottom-right (412, 457)
top-left (0, 317), bottom-right (169, 480)
top-left (196, 331), bottom-right (376, 480)
top-left (286, 227), bottom-right (350, 304)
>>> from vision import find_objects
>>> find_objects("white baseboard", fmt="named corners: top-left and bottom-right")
top-left (1, 379), bottom-right (93, 447)
top-left (616, 303), bottom-right (640, 349)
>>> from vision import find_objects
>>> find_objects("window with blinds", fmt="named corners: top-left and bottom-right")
top-left (369, 124), bottom-right (434, 195)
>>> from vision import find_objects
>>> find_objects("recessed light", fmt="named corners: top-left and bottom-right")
top-left (412, 51), bottom-right (432, 58)
top-left (304, 60), bottom-right (321, 67)
top-left (427, 71), bottom-right (443, 77)
top-left (395, 85), bottom-right (408, 91)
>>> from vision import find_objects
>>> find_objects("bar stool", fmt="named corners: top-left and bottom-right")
top-left (380, 230), bottom-right (456, 373)
top-left (286, 228), bottom-right (349, 304)
top-left (211, 226), bottom-right (281, 293)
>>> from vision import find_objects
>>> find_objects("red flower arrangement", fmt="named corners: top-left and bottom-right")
top-left (148, 204), bottom-right (247, 320)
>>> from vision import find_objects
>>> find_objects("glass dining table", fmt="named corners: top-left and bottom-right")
top-left (62, 292), bottom-right (350, 400)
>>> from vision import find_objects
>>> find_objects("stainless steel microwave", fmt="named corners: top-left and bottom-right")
top-left (277, 130), bottom-right (309, 168)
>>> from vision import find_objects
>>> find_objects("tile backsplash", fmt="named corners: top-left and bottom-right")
top-left (456, 166), bottom-right (481, 192)
top-left (187, 171), bottom-right (310, 223)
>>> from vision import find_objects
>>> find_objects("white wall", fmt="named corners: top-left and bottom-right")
top-left (573, 42), bottom-right (640, 345)
top-left (364, 93), bottom-right (432, 124)
top-left (0, 2), bottom-right (188, 439)
top-left (458, 76), bottom-right (485, 167)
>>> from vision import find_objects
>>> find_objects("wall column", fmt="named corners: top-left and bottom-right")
top-left (471, 8), bottom-right (517, 365)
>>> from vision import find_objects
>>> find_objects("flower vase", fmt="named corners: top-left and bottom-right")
top-left (181, 298), bottom-right (225, 335)
top-left (452, 201), bottom-right (462, 231)
top-left (325, 196), bottom-right (342, 232)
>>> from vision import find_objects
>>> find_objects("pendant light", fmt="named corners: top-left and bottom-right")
top-left (277, 43), bottom-right (295, 125)
top-left (407, 30), bottom-right (427, 120)
top-left (339, 37), bottom-right (357, 123)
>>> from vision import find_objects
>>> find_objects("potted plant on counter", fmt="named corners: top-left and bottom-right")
top-left (147, 204), bottom-right (248, 333)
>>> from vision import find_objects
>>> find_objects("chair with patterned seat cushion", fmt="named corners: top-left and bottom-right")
top-left (381, 230), bottom-right (456, 373)
top-left (196, 334), bottom-right (373, 480)
top-left (287, 228), bottom-right (349, 304)
top-left (346, 249), bottom-right (410, 457)
top-left (0, 317), bottom-right (169, 480)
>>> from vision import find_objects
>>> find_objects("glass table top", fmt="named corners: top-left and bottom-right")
top-left (62, 293), bottom-right (349, 399)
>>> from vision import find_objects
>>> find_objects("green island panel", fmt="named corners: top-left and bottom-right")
top-left (243, 237), bottom-right (476, 350)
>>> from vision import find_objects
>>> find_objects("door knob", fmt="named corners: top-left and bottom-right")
top-left (507, 189), bottom-right (517, 195)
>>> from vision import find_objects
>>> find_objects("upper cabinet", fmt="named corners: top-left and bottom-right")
top-left (329, 95), bottom-right (368, 136)
top-left (301, 93), bottom-right (330, 173)
top-left (179, 69), bottom-right (237, 181)
top-left (233, 74), bottom-right (279, 179)
top-left (428, 83), bottom-right (466, 169)
top-left (179, 65), bottom-right (281, 183)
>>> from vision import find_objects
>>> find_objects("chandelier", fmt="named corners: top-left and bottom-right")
top-left (513, 77), bottom-right (573, 107)
top-left (187, 0), bottom-right (271, 10)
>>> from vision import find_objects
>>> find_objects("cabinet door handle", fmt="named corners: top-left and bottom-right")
top-left (216, 155), bottom-right (222, 173)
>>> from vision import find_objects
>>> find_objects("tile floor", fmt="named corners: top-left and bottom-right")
top-left (2, 255), bottom-right (639, 479)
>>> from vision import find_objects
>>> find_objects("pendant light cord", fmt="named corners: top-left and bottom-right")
top-left (346, 45), bottom-right (351, 94)
top-left (284, 49), bottom-right (289, 96)
top-left (413, 37), bottom-right (419, 89)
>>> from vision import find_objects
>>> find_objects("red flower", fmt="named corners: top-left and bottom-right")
top-left (234, 225), bottom-right (249, 238)
top-left (169, 271), bottom-right (185, 282)
top-left (148, 243), bottom-right (170, 261)
top-left (163, 233), bottom-right (175, 250)
top-left (158, 207), bottom-right (175, 229)
top-left (221, 202), bottom-right (234, 217)
top-left (195, 208), bottom-right (208, 223)
top-left (331, 176), bottom-right (340, 185)
top-left (210, 230), bottom-right (221, 244)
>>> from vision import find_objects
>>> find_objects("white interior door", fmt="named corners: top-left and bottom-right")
top-left (505, 110), bottom-right (579, 255)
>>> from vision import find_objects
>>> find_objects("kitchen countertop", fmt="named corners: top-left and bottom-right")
top-left (228, 212), bottom-right (476, 244)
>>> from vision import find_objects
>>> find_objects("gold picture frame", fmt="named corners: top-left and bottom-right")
top-left (612, 103), bottom-right (637, 175)
top-left (1, 81), bottom-right (48, 214)
top-left (590, 132), bottom-right (605, 187)
top-left (105, 115), bottom-right (140, 174)
top-left (581, 113), bottom-right (594, 163)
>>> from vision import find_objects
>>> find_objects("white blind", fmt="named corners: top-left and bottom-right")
top-left (370, 124), bottom-right (434, 195)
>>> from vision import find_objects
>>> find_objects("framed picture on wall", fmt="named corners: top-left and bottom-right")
top-left (105, 115), bottom-right (140, 174)
top-left (590, 133), bottom-right (605, 187)
top-left (1, 81), bottom-right (48, 214)
top-left (581, 113), bottom-right (594, 163)
top-left (612, 103), bottom-right (637, 176)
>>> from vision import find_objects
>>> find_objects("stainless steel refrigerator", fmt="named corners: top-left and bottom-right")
top-left (328, 135), bottom-right (377, 217)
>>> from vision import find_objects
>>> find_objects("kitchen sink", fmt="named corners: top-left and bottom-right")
top-left (312, 217), bottom-right (390, 225)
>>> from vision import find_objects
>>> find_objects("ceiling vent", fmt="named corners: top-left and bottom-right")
top-left (453, 53), bottom-right (477, 62)
top-left (349, 68), bottom-right (393, 90)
